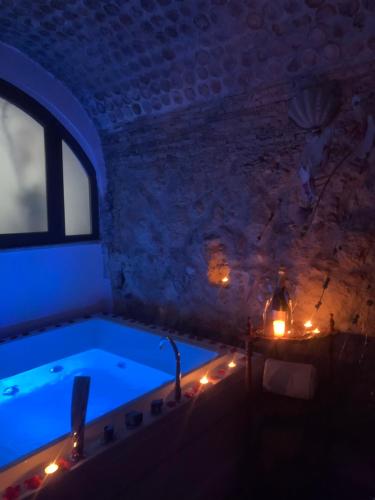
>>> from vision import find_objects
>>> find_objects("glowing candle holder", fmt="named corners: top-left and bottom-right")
top-left (273, 319), bottom-right (286, 337)
top-left (262, 268), bottom-right (293, 338)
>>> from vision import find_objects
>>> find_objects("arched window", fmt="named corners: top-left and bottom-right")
top-left (0, 79), bottom-right (99, 249)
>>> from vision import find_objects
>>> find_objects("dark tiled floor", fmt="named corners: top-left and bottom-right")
top-left (228, 391), bottom-right (375, 500)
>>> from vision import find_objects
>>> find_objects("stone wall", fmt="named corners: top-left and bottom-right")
top-left (102, 60), bottom-right (375, 340)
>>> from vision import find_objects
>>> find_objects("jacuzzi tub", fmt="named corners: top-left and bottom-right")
top-left (0, 317), bottom-right (217, 468)
top-left (0, 316), bottom-right (257, 498)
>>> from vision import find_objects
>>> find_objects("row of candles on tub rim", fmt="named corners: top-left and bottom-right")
top-left (39, 360), bottom-right (238, 478)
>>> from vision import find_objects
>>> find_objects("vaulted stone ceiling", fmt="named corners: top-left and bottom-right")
top-left (1, 0), bottom-right (375, 130)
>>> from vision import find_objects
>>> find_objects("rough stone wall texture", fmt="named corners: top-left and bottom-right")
top-left (103, 60), bottom-right (375, 339)
top-left (1, 0), bottom-right (375, 128)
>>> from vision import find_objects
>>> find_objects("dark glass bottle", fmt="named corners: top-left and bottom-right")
top-left (263, 268), bottom-right (293, 337)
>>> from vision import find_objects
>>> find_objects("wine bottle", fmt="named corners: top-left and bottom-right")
top-left (263, 268), bottom-right (293, 337)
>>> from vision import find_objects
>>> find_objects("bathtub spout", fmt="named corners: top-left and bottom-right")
top-left (71, 376), bottom-right (91, 462)
top-left (159, 336), bottom-right (181, 403)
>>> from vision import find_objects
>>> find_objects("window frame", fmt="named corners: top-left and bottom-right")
top-left (0, 79), bottom-right (99, 250)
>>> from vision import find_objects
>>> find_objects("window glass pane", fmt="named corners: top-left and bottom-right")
top-left (0, 97), bottom-right (47, 234)
top-left (62, 141), bottom-right (92, 236)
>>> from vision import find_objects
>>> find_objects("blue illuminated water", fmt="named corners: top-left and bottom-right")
top-left (0, 349), bottom-right (173, 468)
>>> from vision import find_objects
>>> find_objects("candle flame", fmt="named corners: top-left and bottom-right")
top-left (304, 320), bottom-right (313, 328)
top-left (221, 276), bottom-right (229, 283)
top-left (44, 463), bottom-right (59, 475)
top-left (199, 375), bottom-right (209, 385)
top-left (228, 360), bottom-right (236, 368)
top-left (312, 328), bottom-right (320, 334)
top-left (273, 320), bottom-right (285, 337)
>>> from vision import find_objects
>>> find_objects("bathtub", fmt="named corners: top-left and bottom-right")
top-left (0, 316), bottom-right (261, 497)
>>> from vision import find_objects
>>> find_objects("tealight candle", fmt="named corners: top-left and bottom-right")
top-left (44, 463), bottom-right (59, 475)
top-left (199, 375), bottom-right (209, 385)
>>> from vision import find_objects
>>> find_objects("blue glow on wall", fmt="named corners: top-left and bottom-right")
top-left (0, 243), bottom-right (112, 334)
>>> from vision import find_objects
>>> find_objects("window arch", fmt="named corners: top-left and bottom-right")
top-left (0, 79), bottom-right (99, 249)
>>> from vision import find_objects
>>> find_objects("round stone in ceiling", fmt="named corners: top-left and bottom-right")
top-left (316, 4), bottom-right (337, 22)
top-left (193, 14), bottom-right (210, 30)
top-left (323, 43), bottom-right (341, 61)
top-left (247, 13), bottom-right (263, 30)
top-left (338, 0), bottom-right (360, 17)
top-left (302, 48), bottom-right (318, 65)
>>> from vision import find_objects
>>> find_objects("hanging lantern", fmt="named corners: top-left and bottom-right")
top-left (263, 268), bottom-right (293, 338)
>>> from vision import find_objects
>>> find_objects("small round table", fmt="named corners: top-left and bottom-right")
top-left (242, 326), bottom-right (336, 395)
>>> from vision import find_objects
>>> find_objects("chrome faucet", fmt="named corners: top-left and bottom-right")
top-left (71, 375), bottom-right (91, 462)
top-left (159, 336), bottom-right (181, 402)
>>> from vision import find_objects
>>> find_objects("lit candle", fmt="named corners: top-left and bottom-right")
top-left (312, 328), bottom-right (320, 334)
top-left (44, 463), bottom-right (59, 475)
top-left (304, 320), bottom-right (313, 328)
top-left (199, 375), bottom-right (209, 385)
top-left (273, 320), bottom-right (285, 337)
top-left (228, 360), bottom-right (236, 368)
top-left (221, 276), bottom-right (229, 284)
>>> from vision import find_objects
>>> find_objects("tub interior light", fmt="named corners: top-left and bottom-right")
top-left (44, 462), bottom-right (59, 475)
